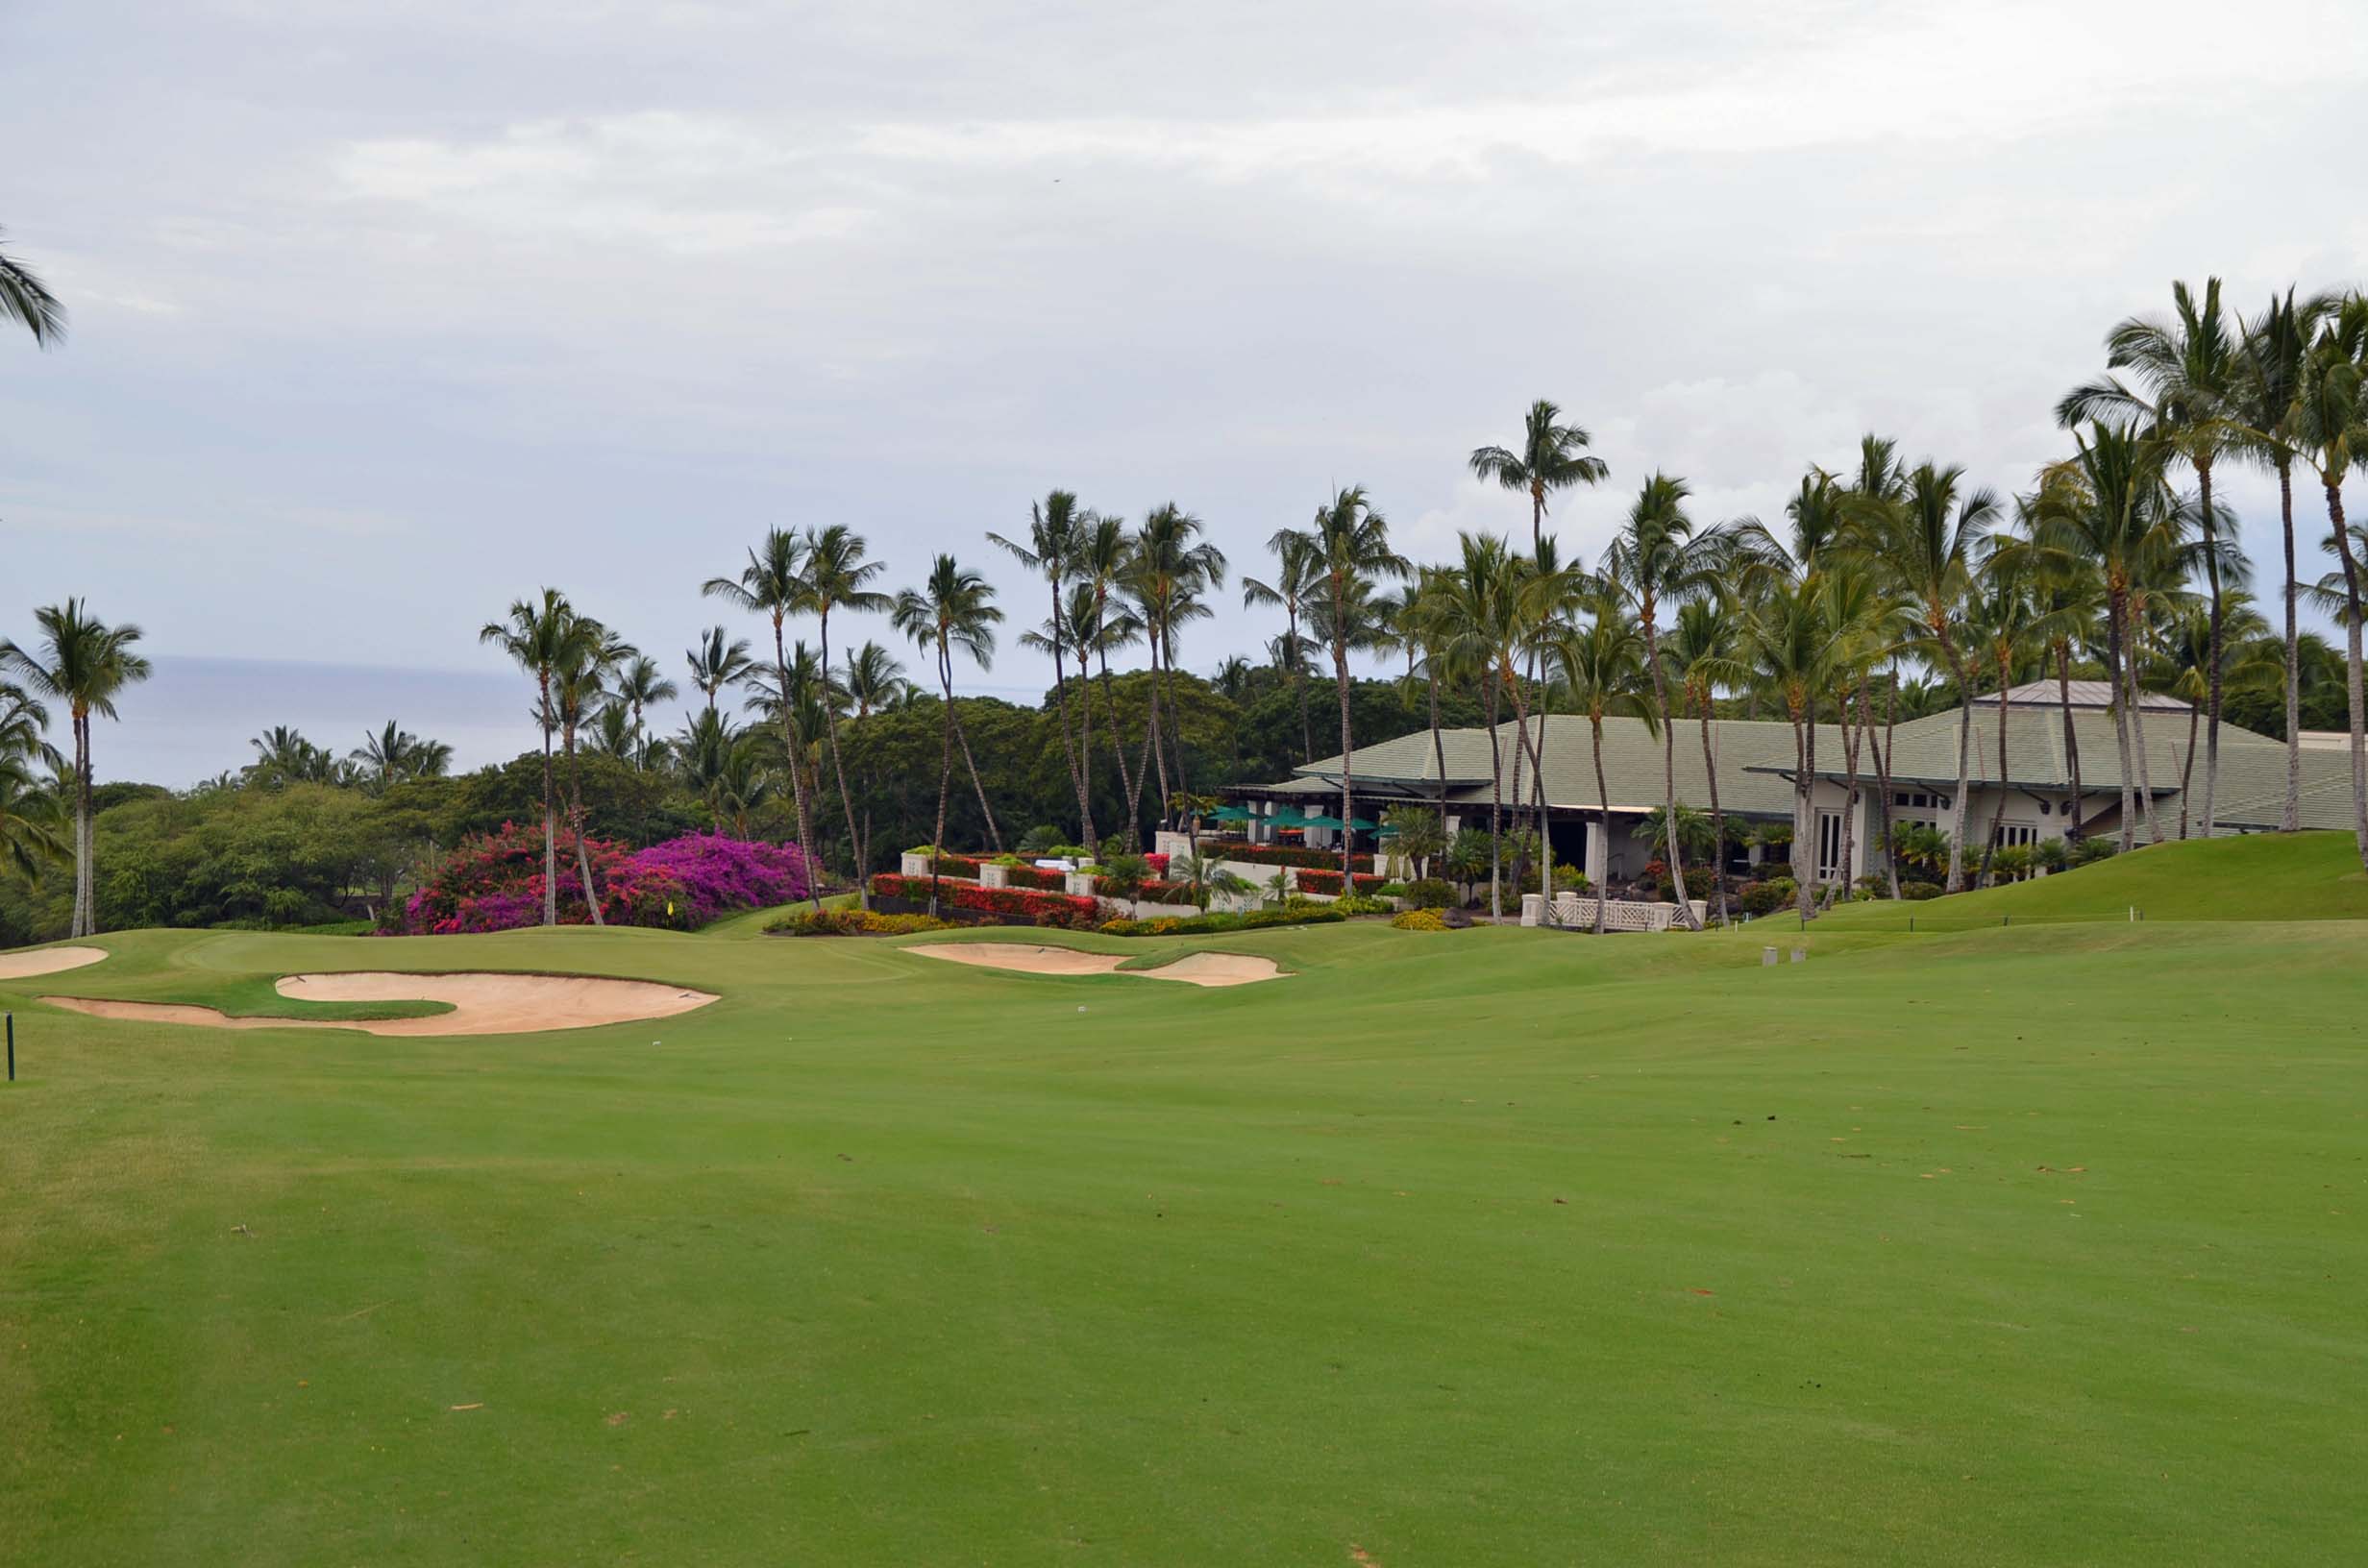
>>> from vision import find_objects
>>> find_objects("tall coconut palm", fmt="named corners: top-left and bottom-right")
top-left (1468, 398), bottom-right (1611, 559)
top-left (1127, 504), bottom-right (1226, 830)
top-left (1, 600), bottom-right (151, 936)
top-left (2234, 288), bottom-right (2344, 832)
top-left (607, 654), bottom-right (678, 769)
top-left (1601, 474), bottom-right (1728, 926)
top-left (1309, 486), bottom-right (1409, 878)
top-left (0, 683), bottom-right (63, 882)
top-left (0, 228), bottom-right (65, 347)
top-left (2060, 279), bottom-right (2243, 837)
top-left (1737, 576), bottom-right (1848, 919)
top-left (1515, 536), bottom-right (1591, 916)
top-left (1430, 534), bottom-right (1520, 916)
top-left (1862, 462), bottom-right (2001, 889)
top-left (2030, 427), bottom-right (2181, 853)
top-left (478, 590), bottom-right (598, 926)
top-left (2292, 297), bottom-right (2368, 867)
top-left (686, 626), bottom-right (755, 716)
top-left (1962, 548), bottom-right (2071, 878)
top-left (1551, 598), bottom-right (1657, 934)
top-left (844, 641), bottom-right (907, 719)
top-left (891, 555), bottom-right (1003, 917)
top-left (989, 494), bottom-right (1098, 845)
top-left (1072, 512), bottom-right (1144, 847)
top-left (803, 524), bottom-right (891, 890)
top-left (550, 619), bottom-right (626, 921)
top-left (351, 722), bottom-right (452, 790)
top-left (704, 527), bottom-right (826, 908)
top-left (1242, 527), bottom-right (1323, 763)
top-left (2159, 595), bottom-right (2275, 839)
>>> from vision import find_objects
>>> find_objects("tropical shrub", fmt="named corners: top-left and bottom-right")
top-left (2032, 838), bottom-right (2069, 871)
top-left (1755, 859), bottom-right (1794, 882)
top-left (1403, 877), bottom-right (1457, 910)
top-left (1295, 869), bottom-right (1388, 896)
top-left (2071, 836), bottom-right (2116, 866)
top-left (1656, 866), bottom-right (1715, 902)
top-left (869, 871), bottom-right (1097, 922)
top-left (1900, 881), bottom-right (1943, 900)
top-left (1391, 908), bottom-right (1449, 931)
top-left (767, 907), bottom-right (952, 937)
top-left (1001, 864), bottom-right (1070, 891)
top-left (1738, 877), bottom-right (1797, 918)
top-left (1990, 845), bottom-right (2034, 883)
top-left (1096, 852), bottom-right (1151, 902)
top-left (1372, 881), bottom-right (1409, 899)
top-left (922, 853), bottom-right (984, 879)
top-left (1194, 841), bottom-right (1372, 872)
top-left (1329, 894), bottom-right (1394, 916)
top-left (1097, 907), bottom-right (1344, 937)
top-left (390, 823), bottom-right (810, 934)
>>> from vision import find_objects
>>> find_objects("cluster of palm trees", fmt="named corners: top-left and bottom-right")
top-left (236, 722), bottom-right (455, 791)
top-left (0, 601), bottom-right (150, 938)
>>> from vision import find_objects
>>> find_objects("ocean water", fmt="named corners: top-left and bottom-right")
top-left (95, 656), bottom-right (537, 787)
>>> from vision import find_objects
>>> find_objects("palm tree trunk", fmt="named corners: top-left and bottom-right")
top-left (2057, 641), bottom-right (2084, 843)
top-left (1144, 628), bottom-right (1173, 829)
top-left (818, 609), bottom-right (868, 906)
top-left (2325, 480), bottom-right (2368, 869)
top-left (1293, 619), bottom-right (1314, 763)
top-left (929, 644), bottom-right (953, 919)
top-left (2106, 588), bottom-right (2138, 853)
top-left (1532, 677), bottom-right (1556, 922)
top-left (1873, 674), bottom-right (1901, 900)
top-left (71, 712), bottom-right (91, 938)
top-left (2127, 598), bottom-right (2164, 845)
top-left (1484, 673), bottom-right (1503, 919)
top-left (2280, 457), bottom-right (2303, 831)
top-left (537, 676), bottom-right (557, 926)
top-left (1789, 700), bottom-right (1812, 920)
top-left (1161, 636), bottom-right (1191, 824)
top-left (1640, 603), bottom-right (1696, 929)
top-left (950, 699), bottom-right (1003, 854)
top-left (1933, 639), bottom-right (1976, 893)
top-left (2178, 698), bottom-right (2199, 840)
top-left (563, 719), bottom-right (605, 924)
top-left (1699, 693), bottom-right (1729, 924)
top-left (1428, 668), bottom-right (1448, 802)
top-left (1826, 685), bottom-right (1863, 911)
top-left (1975, 653), bottom-right (2007, 883)
top-left (1335, 637), bottom-right (1355, 880)
top-left (1093, 633), bottom-right (1140, 851)
top-left (774, 623), bottom-right (824, 913)
top-left (1591, 712), bottom-right (1612, 936)
top-left (1048, 579), bottom-right (1097, 848)
top-left (2198, 457), bottom-right (2223, 839)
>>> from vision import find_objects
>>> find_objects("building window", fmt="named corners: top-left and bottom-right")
top-left (2002, 821), bottom-right (2038, 848)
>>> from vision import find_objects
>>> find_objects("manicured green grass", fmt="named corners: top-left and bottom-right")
top-left (1816, 829), bottom-right (2368, 929)
top-left (3, 889), bottom-right (2363, 1563)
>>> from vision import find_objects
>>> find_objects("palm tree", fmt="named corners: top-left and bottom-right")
top-left (685, 626), bottom-right (755, 716)
top-left (802, 523), bottom-right (891, 893)
top-left (1962, 550), bottom-right (2066, 879)
top-left (0, 228), bottom-right (65, 347)
top-left (891, 555), bottom-right (1003, 916)
top-left (1127, 504), bottom-right (1227, 830)
top-left (607, 654), bottom-right (678, 771)
top-left (1, 600), bottom-right (150, 937)
top-left (1432, 534), bottom-right (1521, 916)
top-left (2030, 426), bottom-right (2181, 853)
top-left (1551, 600), bottom-right (1657, 934)
top-left (1072, 512), bottom-right (1144, 847)
top-left (990, 494), bottom-right (1098, 845)
top-left (1309, 486), bottom-right (1410, 878)
top-left (673, 708), bottom-right (739, 827)
top-left (845, 641), bottom-right (907, 719)
top-left (2159, 596), bottom-right (2275, 839)
top-left (0, 747), bottom-right (64, 882)
top-left (2233, 288), bottom-right (2341, 831)
top-left (1243, 527), bottom-right (1323, 763)
top-left (478, 590), bottom-right (598, 926)
top-left (704, 528), bottom-right (825, 908)
top-left (351, 721), bottom-right (452, 790)
top-left (1666, 597), bottom-right (1740, 921)
top-left (1863, 462), bottom-right (2002, 888)
top-left (2060, 279), bottom-right (2244, 838)
top-left (1468, 399), bottom-right (1611, 558)
top-left (1602, 474), bottom-right (1728, 926)
top-left (2292, 297), bottom-right (2368, 867)
top-left (1738, 576), bottom-right (1847, 919)
top-left (1515, 537), bottom-right (1590, 917)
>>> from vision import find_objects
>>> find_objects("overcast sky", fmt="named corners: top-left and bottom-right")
top-left (8, 0), bottom-right (2367, 767)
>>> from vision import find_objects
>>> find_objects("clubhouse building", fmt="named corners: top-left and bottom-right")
top-left (1231, 682), bottom-right (2363, 888)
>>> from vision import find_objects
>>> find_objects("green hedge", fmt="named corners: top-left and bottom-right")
top-left (1098, 908), bottom-right (1346, 937)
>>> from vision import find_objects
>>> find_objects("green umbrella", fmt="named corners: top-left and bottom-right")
top-left (1347, 817), bottom-right (1381, 831)
top-left (1266, 807), bottom-right (1312, 826)
top-left (1298, 814), bottom-right (1346, 830)
top-left (1210, 805), bottom-right (1252, 822)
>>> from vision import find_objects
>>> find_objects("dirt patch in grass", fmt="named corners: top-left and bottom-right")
top-left (909, 943), bottom-right (1281, 987)
top-left (0, 945), bottom-right (108, 981)
top-left (43, 971), bottom-right (717, 1037)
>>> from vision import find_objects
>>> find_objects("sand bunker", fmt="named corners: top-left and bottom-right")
top-left (42, 971), bottom-right (717, 1038)
top-left (0, 945), bottom-right (108, 981)
top-left (910, 943), bottom-right (1281, 988)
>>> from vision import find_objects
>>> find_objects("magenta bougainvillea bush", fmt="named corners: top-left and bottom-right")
top-left (387, 822), bottom-right (811, 935)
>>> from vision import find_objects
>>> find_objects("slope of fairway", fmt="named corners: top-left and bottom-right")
top-left (4, 916), bottom-right (2363, 1564)
top-left (1816, 829), bottom-right (2368, 928)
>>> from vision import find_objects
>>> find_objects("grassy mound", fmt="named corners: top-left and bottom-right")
top-left (1817, 830), bottom-right (2368, 928)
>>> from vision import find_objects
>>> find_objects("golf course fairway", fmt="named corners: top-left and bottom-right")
top-left (2, 860), bottom-right (2361, 1563)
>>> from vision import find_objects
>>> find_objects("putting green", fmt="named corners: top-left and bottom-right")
top-left (2, 858), bottom-right (2362, 1563)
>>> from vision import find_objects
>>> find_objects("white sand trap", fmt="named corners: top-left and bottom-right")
top-left (910, 943), bottom-right (1281, 988)
top-left (42, 971), bottom-right (717, 1038)
top-left (0, 945), bottom-right (108, 981)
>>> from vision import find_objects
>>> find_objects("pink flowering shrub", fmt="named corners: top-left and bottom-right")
top-left (387, 822), bottom-right (810, 935)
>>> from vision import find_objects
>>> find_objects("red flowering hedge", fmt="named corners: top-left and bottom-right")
top-left (388, 822), bottom-right (810, 934)
top-left (871, 872), bottom-right (1097, 922)
top-left (1000, 864), bottom-right (1070, 891)
top-left (923, 853), bottom-right (985, 879)
top-left (1295, 869), bottom-right (1389, 896)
